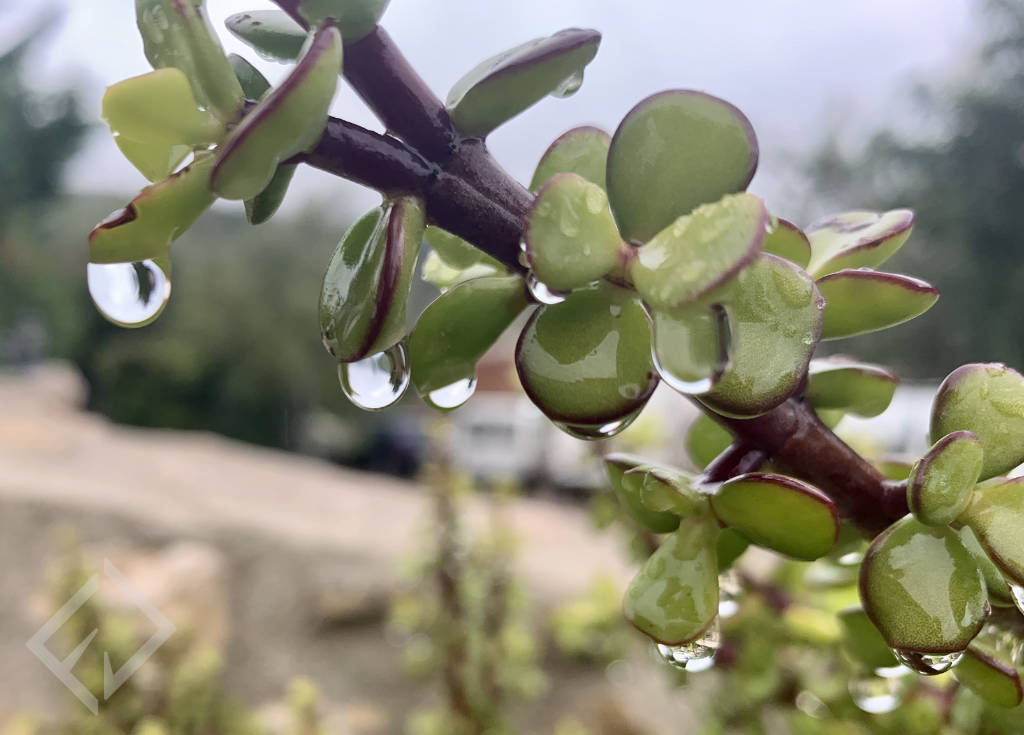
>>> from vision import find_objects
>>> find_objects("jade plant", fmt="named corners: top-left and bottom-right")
top-left (87, 0), bottom-right (1024, 717)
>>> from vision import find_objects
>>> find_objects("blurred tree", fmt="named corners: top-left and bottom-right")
top-left (803, 0), bottom-right (1024, 379)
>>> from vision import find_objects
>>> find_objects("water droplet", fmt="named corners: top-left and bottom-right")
top-left (654, 619), bottom-right (720, 672)
top-left (556, 412), bottom-right (638, 440)
top-left (559, 208), bottom-right (581, 238)
top-left (718, 571), bottom-right (742, 619)
top-left (527, 274), bottom-right (566, 305)
top-left (550, 70), bottom-right (583, 99)
top-left (837, 551), bottom-right (864, 567)
top-left (425, 377), bottom-right (477, 411)
top-left (891, 648), bottom-right (964, 675)
top-left (87, 259), bottom-right (171, 328)
top-left (1011, 583), bottom-right (1024, 616)
top-left (795, 690), bottom-right (829, 718)
top-left (849, 673), bottom-right (903, 714)
top-left (584, 186), bottom-right (605, 214)
top-left (338, 343), bottom-right (410, 411)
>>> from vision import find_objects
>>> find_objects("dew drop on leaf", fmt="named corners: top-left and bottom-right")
top-left (555, 410), bottom-right (639, 440)
top-left (425, 376), bottom-right (477, 411)
top-left (849, 673), bottom-right (903, 714)
top-left (527, 274), bottom-right (567, 304)
top-left (654, 618), bottom-right (720, 672)
top-left (338, 342), bottom-right (410, 411)
top-left (891, 648), bottom-right (964, 675)
top-left (86, 259), bottom-right (171, 328)
top-left (550, 70), bottom-right (583, 99)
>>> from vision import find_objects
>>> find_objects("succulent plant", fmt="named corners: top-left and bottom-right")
top-left (85, 0), bottom-right (1024, 717)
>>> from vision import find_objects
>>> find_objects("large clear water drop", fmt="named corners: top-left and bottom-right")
top-left (891, 648), bottom-right (964, 675)
top-left (556, 410), bottom-right (639, 441)
top-left (87, 260), bottom-right (171, 328)
top-left (550, 70), bottom-right (584, 99)
top-left (425, 377), bottom-right (477, 411)
top-left (849, 673), bottom-right (903, 714)
top-left (527, 274), bottom-right (566, 305)
top-left (654, 618), bottom-right (720, 673)
top-left (339, 343), bottom-right (410, 411)
top-left (650, 303), bottom-right (732, 396)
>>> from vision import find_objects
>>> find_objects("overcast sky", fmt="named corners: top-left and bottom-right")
top-left (9, 0), bottom-right (979, 223)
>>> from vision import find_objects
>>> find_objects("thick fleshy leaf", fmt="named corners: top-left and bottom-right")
top-left (806, 358), bottom-right (899, 418)
top-left (515, 281), bottom-right (658, 434)
top-left (286, 0), bottom-right (389, 40)
top-left (763, 218), bottom-right (811, 268)
top-left (530, 126), bottom-right (610, 192)
top-left (710, 473), bottom-right (839, 560)
top-left (958, 476), bottom-right (1024, 587)
top-left (859, 516), bottom-right (987, 654)
top-left (960, 526), bottom-right (1016, 608)
top-left (525, 174), bottom-right (623, 292)
top-left (623, 463), bottom-right (705, 517)
top-left (629, 193), bottom-right (767, 308)
top-left (874, 456), bottom-right (915, 481)
top-left (685, 414), bottom-right (733, 470)
top-left (409, 275), bottom-right (528, 399)
top-left (837, 605), bottom-right (899, 669)
top-left (103, 69), bottom-right (224, 181)
top-left (623, 515), bottom-right (719, 644)
top-left (605, 454), bottom-right (681, 533)
top-left (908, 430), bottom-right (983, 527)
top-left (424, 226), bottom-right (501, 271)
top-left (606, 90), bottom-right (758, 243)
top-left (135, 0), bottom-right (245, 122)
top-left (447, 29), bottom-right (600, 138)
top-left (716, 528), bottom-right (749, 571)
top-left (228, 55), bottom-right (298, 224)
top-left (818, 269), bottom-right (939, 340)
top-left (212, 24), bottom-right (342, 201)
top-left (650, 304), bottom-right (731, 396)
top-left (420, 251), bottom-right (501, 291)
top-left (699, 254), bottom-right (824, 417)
top-left (954, 640), bottom-right (1024, 708)
top-left (89, 154), bottom-right (216, 264)
top-left (805, 209), bottom-right (915, 278)
top-left (225, 10), bottom-right (308, 62)
top-left (931, 363), bottom-right (1024, 480)
top-left (319, 197), bottom-right (425, 362)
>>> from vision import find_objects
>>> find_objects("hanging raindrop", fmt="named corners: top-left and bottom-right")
top-left (849, 673), bottom-right (903, 714)
top-left (339, 342), bottom-right (410, 411)
top-left (718, 570), bottom-right (742, 619)
top-left (86, 259), bottom-right (171, 328)
top-left (527, 274), bottom-right (566, 305)
top-left (425, 376), bottom-right (477, 411)
top-left (651, 303), bottom-right (732, 395)
top-left (556, 410), bottom-right (639, 441)
top-left (550, 70), bottom-right (584, 99)
top-left (891, 648), bottom-right (964, 675)
top-left (654, 618), bottom-right (720, 673)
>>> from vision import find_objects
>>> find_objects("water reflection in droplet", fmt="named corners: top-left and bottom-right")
top-left (550, 70), bottom-right (584, 98)
top-left (339, 343), bottom-right (410, 411)
top-left (527, 274), bottom-right (567, 305)
top-left (87, 259), bottom-right (171, 328)
top-left (425, 377), bottom-right (477, 411)
top-left (654, 619), bottom-right (720, 672)
top-left (891, 648), bottom-right (964, 675)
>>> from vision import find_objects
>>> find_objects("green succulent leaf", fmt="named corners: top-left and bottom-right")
top-left (525, 174), bottom-right (623, 292)
top-left (515, 281), bottom-right (658, 434)
top-left (604, 454), bottom-right (681, 533)
top-left (424, 226), bottom-right (502, 271)
top-left (837, 605), bottom-right (900, 670)
top-left (806, 358), bottom-right (899, 418)
top-left (320, 196), bottom-right (426, 362)
top-left (629, 193), bottom-right (767, 309)
top-left (212, 24), bottom-right (342, 201)
top-left (874, 456), bottom-right (915, 481)
top-left (650, 303), bottom-right (731, 396)
top-left (135, 0), bottom-right (245, 122)
top-left (908, 430), bottom-right (984, 527)
top-left (958, 476), bottom-right (1024, 587)
top-left (409, 275), bottom-right (529, 400)
top-left (698, 254), bottom-right (824, 418)
top-left (88, 153), bottom-right (216, 264)
top-left (288, 0), bottom-right (390, 40)
top-left (931, 363), bottom-right (1024, 480)
top-left (818, 269), bottom-right (939, 340)
top-left (685, 414), bottom-right (734, 470)
top-left (102, 68), bottom-right (224, 181)
top-left (805, 209), bottom-right (915, 278)
top-left (859, 516), bottom-right (988, 654)
top-left (763, 218), bottom-right (811, 268)
top-left (623, 464), bottom-right (705, 517)
top-left (225, 10), bottom-right (308, 63)
top-left (959, 527), bottom-right (1016, 608)
top-left (954, 641), bottom-right (1024, 708)
top-left (606, 90), bottom-right (758, 243)
top-left (420, 251), bottom-right (501, 291)
top-left (447, 29), bottom-right (600, 138)
top-left (530, 126), bottom-right (610, 192)
top-left (623, 515), bottom-right (719, 644)
top-left (709, 473), bottom-right (839, 560)
top-left (716, 528), bottom-right (749, 572)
